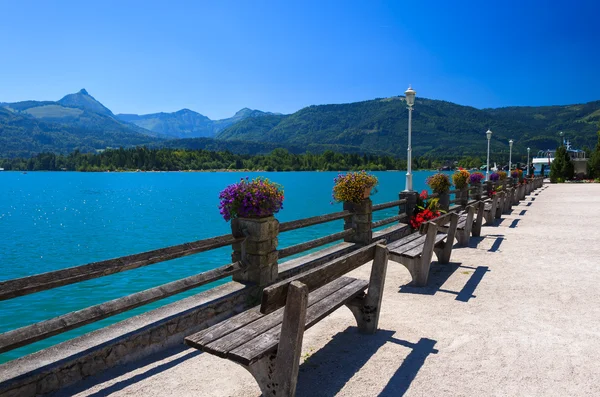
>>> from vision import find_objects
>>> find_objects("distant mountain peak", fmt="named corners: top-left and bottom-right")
top-left (58, 89), bottom-right (114, 117)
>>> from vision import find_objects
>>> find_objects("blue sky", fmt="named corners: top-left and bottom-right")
top-left (1, 0), bottom-right (598, 119)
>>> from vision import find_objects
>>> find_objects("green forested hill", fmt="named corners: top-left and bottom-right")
top-left (0, 107), bottom-right (160, 158)
top-left (216, 97), bottom-right (600, 159)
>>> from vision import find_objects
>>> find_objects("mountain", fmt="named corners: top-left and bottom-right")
top-left (57, 89), bottom-right (115, 117)
top-left (216, 97), bottom-right (600, 159)
top-left (0, 90), bottom-right (162, 157)
top-left (0, 107), bottom-right (158, 158)
top-left (116, 107), bottom-right (277, 138)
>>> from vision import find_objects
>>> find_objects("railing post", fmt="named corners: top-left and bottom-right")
top-left (439, 191), bottom-right (450, 212)
top-left (473, 181), bottom-right (483, 201)
top-left (343, 199), bottom-right (373, 245)
top-left (484, 181), bottom-right (493, 198)
top-left (399, 191), bottom-right (418, 225)
top-left (460, 187), bottom-right (469, 207)
top-left (231, 216), bottom-right (279, 285)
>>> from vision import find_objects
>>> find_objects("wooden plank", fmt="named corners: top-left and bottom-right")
top-left (279, 211), bottom-right (350, 233)
top-left (229, 279), bottom-right (369, 365)
top-left (278, 229), bottom-right (354, 259)
top-left (386, 232), bottom-right (423, 251)
top-left (260, 241), bottom-right (382, 314)
top-left (388, 234), bottom-right (427, 257)
top-left (0, 233), bottom-right (242, 301)
top-left (361, 245), bottom-right (389, 333)
top-left (372, 199), bottom-right (406, 212)
top-left (0, 261), bottom-right (244, 354)
top-left (371, 214), bottom-right (406, 229)
top-left (275, 281), bottom-right (308, 396)
top-left (194, 276), bottom-right (357, 355)
top-left (401, 234), bottom-right (446, 258)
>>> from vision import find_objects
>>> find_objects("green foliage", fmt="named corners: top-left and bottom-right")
top-left (0, 147), bottom-right (408, 172)
top-left (550, 145), bottom-right (575, 182)
top-left (216, 97), bottom-right (600, 159)
top-left (588, 127), bottom-right (600, 178)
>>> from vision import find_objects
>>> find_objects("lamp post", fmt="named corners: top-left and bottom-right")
top-left (404, 85), bottom-right (416, 191)
top-left (527, 147), bottom-right (531, 177)
top-left (509, 139), bottom-right (514, 171)
top-left (486, 129), bottom-right (492, 181)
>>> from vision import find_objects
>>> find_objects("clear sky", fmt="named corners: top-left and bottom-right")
top-left (1, 0), bottom-right (598, 119)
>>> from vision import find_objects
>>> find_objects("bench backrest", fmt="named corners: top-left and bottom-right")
top-left (260, 239), bottom-right (384, 314)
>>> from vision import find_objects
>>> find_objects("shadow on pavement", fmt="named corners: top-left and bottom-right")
top-left (295, 329), bottom-right (438, 397)
top-left (53, 346), bottom-right (201, 397)
top-left (398, 263), bottom-right (490, 303)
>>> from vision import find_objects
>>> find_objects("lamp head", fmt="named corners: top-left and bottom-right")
top-left (509, 139), bottom-right (514, 147)
top-left (486, 129), bottom-right (492, 140)
top-left (404, 85), bottom-right (416, 107)
top-left (527, 147), bottom-right (530, 152)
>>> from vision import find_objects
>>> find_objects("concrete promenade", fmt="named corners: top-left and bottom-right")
top-left (56, 183), bottom-right (600, 397)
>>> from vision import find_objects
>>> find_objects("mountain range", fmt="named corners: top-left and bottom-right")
top-left (1, 89), bottom-right (599, 159)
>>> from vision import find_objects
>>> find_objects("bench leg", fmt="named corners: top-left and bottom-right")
top-left (245, 281), bottom-right (308, 397)
top-left (346, 245), bottom-right (388, 334)
top-left (455, 230), bottom-right (469, 247)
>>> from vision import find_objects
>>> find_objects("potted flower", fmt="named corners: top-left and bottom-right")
top-left (409, 190), bottom-right (442, 230)
top-left (426, 173), bottom-right (451, 210)
top-left (489, 172), bottom-right (500, 182)
top-left (498, 171), bottom-right (507, 180)
top-left (218, 177), bottom-right (284, 222)
top-left (452, 168), bottom-right (470, 189)
top-left (426, 173), bottom-right (451, 194)
top-left (332, 171), bottom-right (378, 204)
top-left (469, 172), bottom-right (485, 185)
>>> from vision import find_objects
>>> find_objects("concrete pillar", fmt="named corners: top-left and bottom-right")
top-left (231, 216), bottom-right (279, 285)
top-left (400, 191), bottom-right (418, 224)
top-left (473, 181), bottom-right (483, 201)
top-left (460, 187), bottom-right (469, 207)
top-left (343, 199), bottom-right (373, 245)
top-left (438, 191), bottom-right (450, 212)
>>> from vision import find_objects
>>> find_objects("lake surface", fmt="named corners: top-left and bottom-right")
top-left (0, 170), bottom-right (439, 363)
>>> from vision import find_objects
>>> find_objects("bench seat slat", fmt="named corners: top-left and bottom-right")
top-left (388, 234), bottom-right (427, 257)
top-left (386, 232), bottom-right (423, 251)
top-left (201, 276), bottom-right (358, 356)
top-left (401, 234), bottom-right (446, 258)
top-left (228, 278), bottom-right (369, 366)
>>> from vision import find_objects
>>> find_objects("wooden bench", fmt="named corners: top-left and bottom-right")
top-left (185, 241), bottom-right (389, 397)
top-left (454, 202), bottom-right (482, 246)
top-left (387, 213), bottom-right (459, 287)
top-left (483, 196), bottom-right (496, 225)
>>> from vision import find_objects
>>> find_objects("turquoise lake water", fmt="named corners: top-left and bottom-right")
top-left (0, 170), bottom-right (439, 363)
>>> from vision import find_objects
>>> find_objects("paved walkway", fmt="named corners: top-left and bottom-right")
top-left (57, 183), bottom-right (600, 397)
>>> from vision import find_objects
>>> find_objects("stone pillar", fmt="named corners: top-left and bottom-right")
top-left (484, 181), bottom-right (493, 198)
top-left (473, 182), bottom-right (483, 201)
top-left (343, 199), bottom-right (373, 245)
top-left (231, 216), bottom-right (279, 286)
top-left (399, 191), bottom-right (418, 223)
top-left (438, 191), bottom-right (450, 212)
top-left (460, 187), bottom-right (469, 207)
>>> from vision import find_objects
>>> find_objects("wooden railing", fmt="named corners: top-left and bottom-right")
top-left (0, 197), bottom-right (409, 356)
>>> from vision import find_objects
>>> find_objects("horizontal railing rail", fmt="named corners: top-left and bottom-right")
top-left (0, 260), bottom-right (245, 354)
top-left (278, 229), bottom-right (355, 259)
top-left (372, 214), bottom-right (407, 228)
top-left (279, 210), bottom-right (350, 233)
top-left (372, 199), bottom-right (406, 212)
top-left (0, 234), bottom-right (243, 301)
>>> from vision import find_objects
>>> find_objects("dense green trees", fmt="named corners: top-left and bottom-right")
top-left (550, 146), bottom-right (575, 182)
top-left (589, 127), bottom-right (600, 178)
top-left (0, 147), bottom-right (412, 172)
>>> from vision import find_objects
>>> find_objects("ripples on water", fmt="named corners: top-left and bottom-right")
top-left (0, 170), bottom-right (437, 362)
